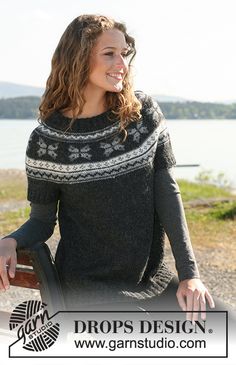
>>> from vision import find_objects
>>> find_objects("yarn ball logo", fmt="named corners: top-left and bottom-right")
top-left (9, 300), bottom-right (60, 352)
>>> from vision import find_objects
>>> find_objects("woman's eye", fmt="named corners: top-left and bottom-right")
top-left (104, 53), bottom-right (128, 57)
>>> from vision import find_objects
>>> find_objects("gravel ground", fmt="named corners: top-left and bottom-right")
top-left (0, 200), bottom-right (29, 213)
top-left (164, 244), bottom-right (236, 311)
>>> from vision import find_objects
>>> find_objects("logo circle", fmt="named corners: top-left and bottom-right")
top-left (9, 300), bottom-right (60, 351)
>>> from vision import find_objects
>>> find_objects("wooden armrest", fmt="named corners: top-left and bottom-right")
top-left (9, 242), bottom-right (65, 313)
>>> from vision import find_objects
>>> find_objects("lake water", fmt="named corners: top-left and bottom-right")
top-left (0, 119), bottom-right (236, 188)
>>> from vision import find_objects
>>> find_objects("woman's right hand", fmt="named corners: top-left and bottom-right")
top-left (0, 238), bottom-right (17, 291)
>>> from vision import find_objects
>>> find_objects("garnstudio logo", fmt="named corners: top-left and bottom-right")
top-left (9, 300), bottom-right (60, 352)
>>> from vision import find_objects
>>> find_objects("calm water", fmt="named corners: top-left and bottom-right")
top-left (0, 119), bottom-right (236, 187)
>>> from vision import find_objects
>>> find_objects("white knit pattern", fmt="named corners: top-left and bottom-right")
top-left (25, 125), bottom-right (163, 184)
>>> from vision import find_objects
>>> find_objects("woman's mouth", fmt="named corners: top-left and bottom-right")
top-left (107, 73), bottom-right (123, 81)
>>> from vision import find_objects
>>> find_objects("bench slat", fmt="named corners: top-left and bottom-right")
top-left (9, 270), bottom-right (40, 289)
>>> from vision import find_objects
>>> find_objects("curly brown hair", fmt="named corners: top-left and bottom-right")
top-left (38, 14), bottom-right (142, 141)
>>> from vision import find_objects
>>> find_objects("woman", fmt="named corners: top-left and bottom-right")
top-left (0, 14), bottom-right (215, 320)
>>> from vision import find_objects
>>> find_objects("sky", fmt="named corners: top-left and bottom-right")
top-left (0, 0), bottom-right (236, 102)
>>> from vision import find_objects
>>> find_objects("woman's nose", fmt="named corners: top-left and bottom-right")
top-left (115, 55), bottom-right (127, 68)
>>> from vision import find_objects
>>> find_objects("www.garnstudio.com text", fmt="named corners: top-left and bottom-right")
top-left (74, 337), bottom-right (206, 351)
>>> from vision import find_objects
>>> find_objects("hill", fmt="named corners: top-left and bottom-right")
top-left (0, 81), bottom-right (44, 98)
top-left (0, 94), bottom-right (236, 120)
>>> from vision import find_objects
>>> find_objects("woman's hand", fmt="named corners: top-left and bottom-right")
top-left (176, 278), bottom-right (215, 322)
top-left (0, 238), bottom-right (17, 291)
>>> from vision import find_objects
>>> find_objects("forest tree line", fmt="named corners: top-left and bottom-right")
top-left (0, 96), bottom-right (236, 119)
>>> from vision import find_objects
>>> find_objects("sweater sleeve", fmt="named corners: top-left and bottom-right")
top-left (140, 93), bottom-right (176, 170)
top-left (25, 128), bottom-right (61, 204)
top-left (154, 168), bottom-right (200, 281)
top-left (154, 118), bottom-right (177, 170)
top-left (2, 202), bottom-right (58, 249)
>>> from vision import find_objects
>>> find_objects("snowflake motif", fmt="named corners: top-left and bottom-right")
top-left (146, 100), bottom-right (164, 122)
top-left (128, 120), bottom-right (149, 143)
top-left (100, 136), bottom-right (125, 157)
top-left (37, 137), bottom-right (58, 159)
top-left (68, 145), bottom-right (92, 161)
top-left (158, 128), bottom-right (170, 145)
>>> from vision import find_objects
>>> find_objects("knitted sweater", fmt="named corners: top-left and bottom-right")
top-left (5, 91), bottom-right (200, 308)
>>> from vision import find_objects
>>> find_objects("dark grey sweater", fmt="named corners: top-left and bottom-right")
top-left (4, 91), bottom-right (199, 307)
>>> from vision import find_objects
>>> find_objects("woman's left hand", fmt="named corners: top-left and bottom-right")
top-left (176, 278), bottom-right (215, 322)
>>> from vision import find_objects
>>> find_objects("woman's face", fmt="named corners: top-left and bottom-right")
top-left (87, 28), bottom-right (129, 93)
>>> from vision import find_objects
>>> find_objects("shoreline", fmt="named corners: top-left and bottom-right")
top-left (0, 168), bottom-right (25, 175)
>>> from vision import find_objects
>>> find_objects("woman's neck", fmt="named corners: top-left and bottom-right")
top-left (62, 88), bottom-right (107, 119)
